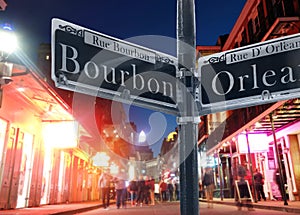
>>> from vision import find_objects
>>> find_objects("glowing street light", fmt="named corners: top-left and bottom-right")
top-left (0, 24), bottom-right (18, 86)
top-left (0, 24), bottom-right (18, 60)
top-left (0, 24), bottom-right (19, 107)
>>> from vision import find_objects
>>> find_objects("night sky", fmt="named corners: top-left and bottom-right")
top-left (0, 0), bottom-right (246, 156)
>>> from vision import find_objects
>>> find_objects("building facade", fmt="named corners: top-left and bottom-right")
top-left (198, 0), bottom-right (300, 201)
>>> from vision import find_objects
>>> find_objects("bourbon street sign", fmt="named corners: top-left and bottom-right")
top-left (51, 18), bottom-right (178, 115)
top-left (198, 33), bottom-right (300, 115)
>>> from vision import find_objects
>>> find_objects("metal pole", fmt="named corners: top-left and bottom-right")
top-left (177, 0), bottom-right (199, 214)
top-left (269, 113), bottom-right (288, 205)
top-left (217, 151), bottom-right (223, 200)
top-left (229, 142), bottom-right (234, 198)
top-left (245, 131), bottom-right (257, 203)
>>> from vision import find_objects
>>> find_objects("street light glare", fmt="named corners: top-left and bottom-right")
top-left (0, 28), bottom-right (18, 54)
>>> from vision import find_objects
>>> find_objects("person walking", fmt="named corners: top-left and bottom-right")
top-left (147, 176), bottom-right (155, 205)
top-left (174, 180), bottom-right (180, 201)
top-left (129, 178), bottom-right (138, 206)
top-left (136, 175), bottom-right (146, 206)
top-left (202, 167), bottom-right (214, 208)
top-left (98, 171), bottom-right (112, 209)
top-left (274, 168), bottom-right (284, 200)
top-left (113, 173), bottom-right (127, 209)
top-left (236, 165), bottom-right (254, 211)
top-left (143, 176), bottom-right (151, 205)
top-left (167, 180), bottom-right (174, 202)
top-left (254, 168), bottom-right (266, 201)
top-left (159, 179), bottom-right (167, 202)
top-left (154, 182), bottom-right (160, 202)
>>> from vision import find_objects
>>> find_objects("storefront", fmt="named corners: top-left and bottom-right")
top-left (0, 63), bottom-right (99, 209)
top-left (200, 100), bottom-right (300, 201)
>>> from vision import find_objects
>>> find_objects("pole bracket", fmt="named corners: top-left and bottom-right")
top-left (176, 68), bottom-right (194, 78)
top-left (176, 68), bottom-right (184, 78)
top-left (177, 116), bottom-right (201, 124)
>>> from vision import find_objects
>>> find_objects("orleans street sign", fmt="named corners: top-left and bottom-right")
top-left (198, 33), bottom-right (300, 115)
top-left (51, 18), bottom-right (178, 115)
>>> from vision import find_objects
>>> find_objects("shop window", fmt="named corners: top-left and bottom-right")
top-left (267, 146), bottom-right (276, 169)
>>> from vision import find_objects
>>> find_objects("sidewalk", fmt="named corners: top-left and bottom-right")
top-left (0, 201), bottom-right (103, 215)
top-left (1, 198), bottom-right (300, 214)
top-left (199, 198), bottom-right (300, 214)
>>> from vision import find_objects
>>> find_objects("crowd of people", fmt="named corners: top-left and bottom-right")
top-left (128, 176), bottom-right (180, 207)
top-left (200, 165), bottom-right (268, 211)
top-left (98, 171), bottom-right (180, 210)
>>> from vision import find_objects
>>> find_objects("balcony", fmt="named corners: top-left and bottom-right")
top-left (262, 17), bottom-right (300, 41)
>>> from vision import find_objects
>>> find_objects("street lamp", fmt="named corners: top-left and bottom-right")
top-left (0, 24), bottom-right (19, 107)
top-left (0, 24), bottom-right (18, 85)
top-left (0, 24), bottom-right (18, 60)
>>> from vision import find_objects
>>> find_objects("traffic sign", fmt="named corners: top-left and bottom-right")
top-left (51, 18), bottom-right (178, 115)
top-left (198, 33), bottom-right (300, 115)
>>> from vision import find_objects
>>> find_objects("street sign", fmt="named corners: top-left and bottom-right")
top-left (51, 18), bottom-right (178, 115)
top-left (198, 33), bottom-right (300, 115)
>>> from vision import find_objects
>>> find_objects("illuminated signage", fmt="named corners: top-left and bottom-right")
top-left (51, 18), bottom-right (178, 115)
top-left (237, 133), bottom-right (269, 153)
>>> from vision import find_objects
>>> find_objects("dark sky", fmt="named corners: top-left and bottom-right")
top-left (1, 0), bottom-right (246, 57)
top-left (0, 0), bottom-right (246, 156)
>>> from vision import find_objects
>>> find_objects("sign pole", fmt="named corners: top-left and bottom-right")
top-left (177, 0), bottom-right (199, 214)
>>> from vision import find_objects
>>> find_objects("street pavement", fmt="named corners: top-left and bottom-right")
top-left (77, 201), bottom-right (300, 215)
top-left (199, 198), bottom-right (300, 214)
top-left (1, 198), bottom-right (300, 215)
top-left (77, 202), bottom-right (180, 215)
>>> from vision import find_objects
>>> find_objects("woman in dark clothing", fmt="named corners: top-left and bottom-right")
top-left (136, 175), bottom-right (145, 206)
top-left (129, 178), bottom-right (138, 206)
top-left (254, 169), bottom-right (266, 201)
top-left (159, 179), bottom-right (167, 202)
top-left (167, 181), bottom-right (174, 202)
